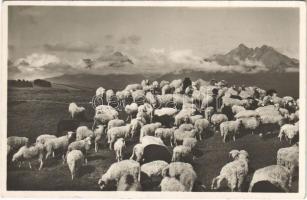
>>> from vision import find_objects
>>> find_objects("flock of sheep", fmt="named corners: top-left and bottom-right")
top-left (7, 78), bottom-right (299, 192)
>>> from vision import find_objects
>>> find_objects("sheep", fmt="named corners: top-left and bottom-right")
top-left (96, 87), bottom-right (106, 97)
top-left (129, 143), bottom-right (145, 162)
top-left (154, 108), bottom-right (178, 117)
top-left (93, 125), bottom-right (105, 152)
top-left (92, 113), bottom-right (117, 130)
top-left (139, 122), bottom-right (162, 140)
top-left (114, 138), bottom-right (126, 162)
top-left (179, 123), bottom-right (194, 131)
top-left (211, 114), bottom-right (228, 132)
top-left (174, 129), bottom-right (197, 146)
top-left (107, 119), bottom-right (125, 132)
top-left (194, 118), bottom-right (210, 140)
top-left (259, 113), bottom-right (286, 128)
top-left (211, 151), bottom-right (249, 192)
top-left (116, 90), bottom-right (132, 105)
top-left (145, 92), bottom-right (158, 108)
top-left (171, 145), bottom-right (193, 162)
top-left (98, 160), bottom-right (140, 190)
top-left (76, 126), bottom-right (94, 141)
top-left (45, 131), bottom-right (74, 162)
top-left (222, 96), bottom-right (247, 107)
top-left (130, 118), bottom-right (143, 138)
top-left (161, 84), bottom-right (173, 95)
top-left (234, 110), bottom-right (259, 119)
top-left (66, 150), bottom-right (85, 180)
top-left (107, 124), bottom-right (132, 150)
top-left (183, 138), bottom-right (197, 150)
top-left (140, 136), bottom-right (165, 147)
top-left (174, 110), bottom-right (194, 127)
top-left (117, 174), bottom-right (142, 191)
top-left (132, 90), bottom-right (145, 105)
top-left (160, 80), bottom-right (170, 88)
top-left (204, 106), bottom-right (215, 121)
top-left (160, 177), bottom-right (186, 192)
top-left (124, 83), bottom-right (142, 92)
top-left (248, 165), bottom-right (291, 192)
top-left (220, 120), bottom-right (243, 142)
top-left (278, 124), bottom-right (299, 144)
top-left (141, 160), bottom-right (168, 179)
top-left (67, 137), bottom-right (91, 164)
top-left (190, 115), bottom-right (203, 125)
top-left (125, 103), bottom-right (138, 122)
top-left (12, 143), bottom-right (45, 170)
top-left (36, 134), bottom-right (57, 145)
top-left (162, 162), bottom-right (197, 191)
top-left (228, 150), bottom-right (240, 161)
top-left (68, 102), bottom-right (86, 120)
top-left (256, 105), bottom-right (280, 116)
top-left (240, 117), bottom-right (261, 135)
top-left (137, 103), bottom-right (154, 123)
top-left (201, 95), bottom-right (215, 110)
top-left (169, 79), bottom-right (183, 89)
top-left (155, 127), bottom-right (176, 147)
top-left (106, 89), bottom-right (115, 105)
top-left (156, 94), bottom-right (173, 107)
top-left (95, 105), bottom-right (119, 118)
top-left (7, 136), bottom-right (29, 156)
top-left (232, 105), bottom-right (246, 115)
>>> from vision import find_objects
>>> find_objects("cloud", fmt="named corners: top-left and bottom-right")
top-left (105, 34), bottom-right (113, 40)
top-left (119, 35), bottom-right (142, 45)
top-left (16, 7), bottom-right (42, 25)
top-left (43, 41), bottom-right (97, 53)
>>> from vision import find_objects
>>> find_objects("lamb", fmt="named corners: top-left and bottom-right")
top-left (154, 108), bottom-right (178, 117)
top-left (183, 138), bottom-right (198, 150)
top-left (76, 126), bottom-right (94, 141)
top-left (67, 137), bottom-right (91, 164)
top-left (107, 119), bottom-right (125, 132)
top-left (66, 150), bottom-right (85, 180)
top-left (106, 89), bottom-right (115, 105)
top-left (240, 117), bottom-right (261, 134)
top-left (248, 165), bottom-right (291, 192)
top-left (162, 162), bottom-right (197, 191)
top-left (234, 110), bottom-right (259, 119)
top-left (117, 174), bottom-right (142, 191)
top-left (155, 127), bottom-right (176, 147)
top-left (173, 129), bottom-right (197, 146)
top-left (171, 145), bottom-right (193, 162)
top-left (211, 114), bottom-right (228, 131)
top-left (93, 125), bottom-right (105, 152)
top-left (141, 160), bottom-right (168, 179)
top-left (194, 118), bottom-right (210, 140)
top-left (107, 124), bottom-right (132, 150)
top-left (7, 136), bottom-right (29, 156)
top-left (278, 124), bottom-right (298, 144)
top-left (12, 143), bottom-right (45, 170)
top-left (129, 143), bottom-right (145, 162)
top-left (45, 131), bottom-right (74, 162)
top-left (114, 138), bottom-right (126, 162)
top-left (231, 105), bottom-right (246, 115)
top-left (125, 103), bottom-right (138, 121)
top-left (98, 160), bottom-right (141, 190)
top-left (36, 134), bottom-right (57, 145)
top-left (139, 122), bottom-right (162, 140)
top-left (211, 151), bottom-right (249, 192)
top-left (160, 177), bottom-right (186, 192)
top-left (220, 120), bottom-right (243, 142)
top-left (124, 83), bottom-right (142, 92)
top-left (68, 102), bottom-right (85, 119)
top-left (204, 106), bottom-right (215, 121)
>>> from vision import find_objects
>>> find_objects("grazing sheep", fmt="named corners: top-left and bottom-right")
top-left (141, 160), bottom-right (168, 179)
top-left (278, 124), bottom-right (299, 144)
top-left (194, 118), bottom-right (210, 140)
top-left (162, 162), bottom-right (197, 191)
top-left (98, 160), bottom-right (140, 190)
top-left (174, 129), bottom-right (197, 145)
top-left (66, 150), bottom-right (85, 180)
top-left (7, 136), bottom-right (29, 156)
top-left (107, 124), bottom-right (132, 150)
top-left (204, 106), bottom-right (215, 121)
top-left (114, 138), bottom-right (126, 162)
top-left (155, 127), bottom-right (176, 147)
top-left (117, 174), bottom-right (142, 191)
top-left (45, 132), bottom-right (74, 162)
top-left (171, 145), bottom-right (193, 162)
top-left (235, 110), bottom-right (259, 119)
top-left (36, 134), bottom-right (57, 145)
top-left (67, 137), bottom-right (91, 164)
top-left (179, 123), bottom-right (194, 131)
top-left (130, 143), bottom-right (145, 162)
top-left (240, 117), bottom-right (261, 134)
top-left (154, 108), bottom-right (178, 117)
top-left (93, 125), bottom-right (105, 152)
top-left (139, 122), bottom-right (162, 140)
top-left (183, 138), bottom-right (197, 150)
top-left (132, 90), bottom-right (145, 105)
top-left (124, 83), bottom-right (142, 92)
top-left (125, 103), bottom-right (138, 121)
top-left (248, 165), bottom-right (291, 192)
top-left (211, 151), bottom-right (249, 192)
top-left (107, 119), bottom-right (125, 132)
top-left (68, 102), bottom-right (85, 119)
top-left (160, 177), bottom-right (186, 192)
top-left (211, 114), bottom-right (228, 131)
top-left (76, 126), bottom-right (94, 141)
top-left (220, 119), bottom-right (243, 143)
top-left (130, 118), bottom-right (143, 138)
top-left (12, 143), bottom-right (45, 170)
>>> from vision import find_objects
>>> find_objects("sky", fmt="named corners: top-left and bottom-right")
top-left (8, 6), bottom-right (300, 79)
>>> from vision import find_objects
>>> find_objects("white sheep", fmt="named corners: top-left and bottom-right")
top-left (160, 177), bottom-right (186, 191)
top-left (95, 105), bottom-right (119, 118)
top-left (169, 79), bottom-right (183, 89)
top-left (67, 137), bottom-right (91, 164)
top-left (155, 127), bottom-right (176, 147)
top-left (231, 105), bottom-right (246, 115)
top-left (189, 115), bottom-right (203, 125)
top-left (96, 87), bottom-right (106, 97)
top-left (183, 138), bottom-right (198, 150)
top-left (66, 150), bottom-right (85, 180)
top-left (76, 126), bottom-right (94, 141)
top-left (132, 90), bottom-right (145, 105)
top-left (154, 108), bottom-right (178, 117)
top-left (130, 118), bottom-right (144, 138)
top-left (106, 89), bottom-right (115, 105)
top-left (220, 120), bottom-right (243, 142)
top-left (114, 138), bottom-right (126, 162)
top-left (171, 145), bottom-right (193, 162)
top-left (93, 113), bottom-right (117, 129)
top-left (124, 83), bottom-right (142, 92)
top-left (194, 118), bottom-right (210, 140)
top-left (160, 80), bottom-right (170, 88)
top-left (129, 143), bottom-right (145, 162)
top-left (240, 117), bottom-right (260, 134)
top-left (141, 160), bottom-right (169, 178)
top-left (107, 124), bottom-right (132, 150)
top-left (116, 90), bottom-right (132, 105)
top-left (179, 123), bottom-right (194, 131)
top-left (139, 122), bottom-right (162, 140)
top-left (12, 143), bottom-right (45, 170)
top-left (125, 103), bottom-right (138, 121)
top-left (162, 162), bottom-right (197, 191)
top-left (93, 125), bottom-right (105, 152)
top-left (68, 102), bottom-right (85, 119)
top-left (278, 124), bottom-right (299, 144)
top-left (36, 134), bottom-right (57, 145)
top-left (7, 136), bottom-right (29, 156)
top-left (156, 94), bottom-right (173, 107)
top-left (107, 119), bottom-right (125, 132)
top-left (222, 96), bottom-right (247, 107)
top-left (117, 174), bottom-right (142, 191)
top-left (174, 129), bottom-right (197, 145)
top-left (248, 165), bottom-right (291, 192)
top-left (204, 106), bottom-right (215, 121)
top-left (145, 92), bottom-right (158, 108)
top-left (211, 114), bottom-right (228, 131)
top-left (98, 160), bottom-right (140, 190)
top-left (259, 113), bottom-right (285, 127)
top-left (235, 110), bottom-right (259, 119)
top-left (140, 135), bottom-right (165, 147)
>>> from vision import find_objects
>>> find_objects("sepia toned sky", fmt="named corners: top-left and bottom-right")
top-left (8, 6), bottom-right (300, 79)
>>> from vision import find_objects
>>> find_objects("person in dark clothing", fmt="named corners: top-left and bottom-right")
top-left (182, 77), bottom-right (192, 94)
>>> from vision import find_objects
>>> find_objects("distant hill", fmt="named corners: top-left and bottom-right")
top-left (204, 44), bottom-right (299, 72)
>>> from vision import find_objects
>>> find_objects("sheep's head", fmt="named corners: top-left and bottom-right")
top-left (98, 175), bottom-right (109, 190)
top-left (211, 176), bottom-right (227, 190)
top-left (229, 150), bottom-right (240, 161)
